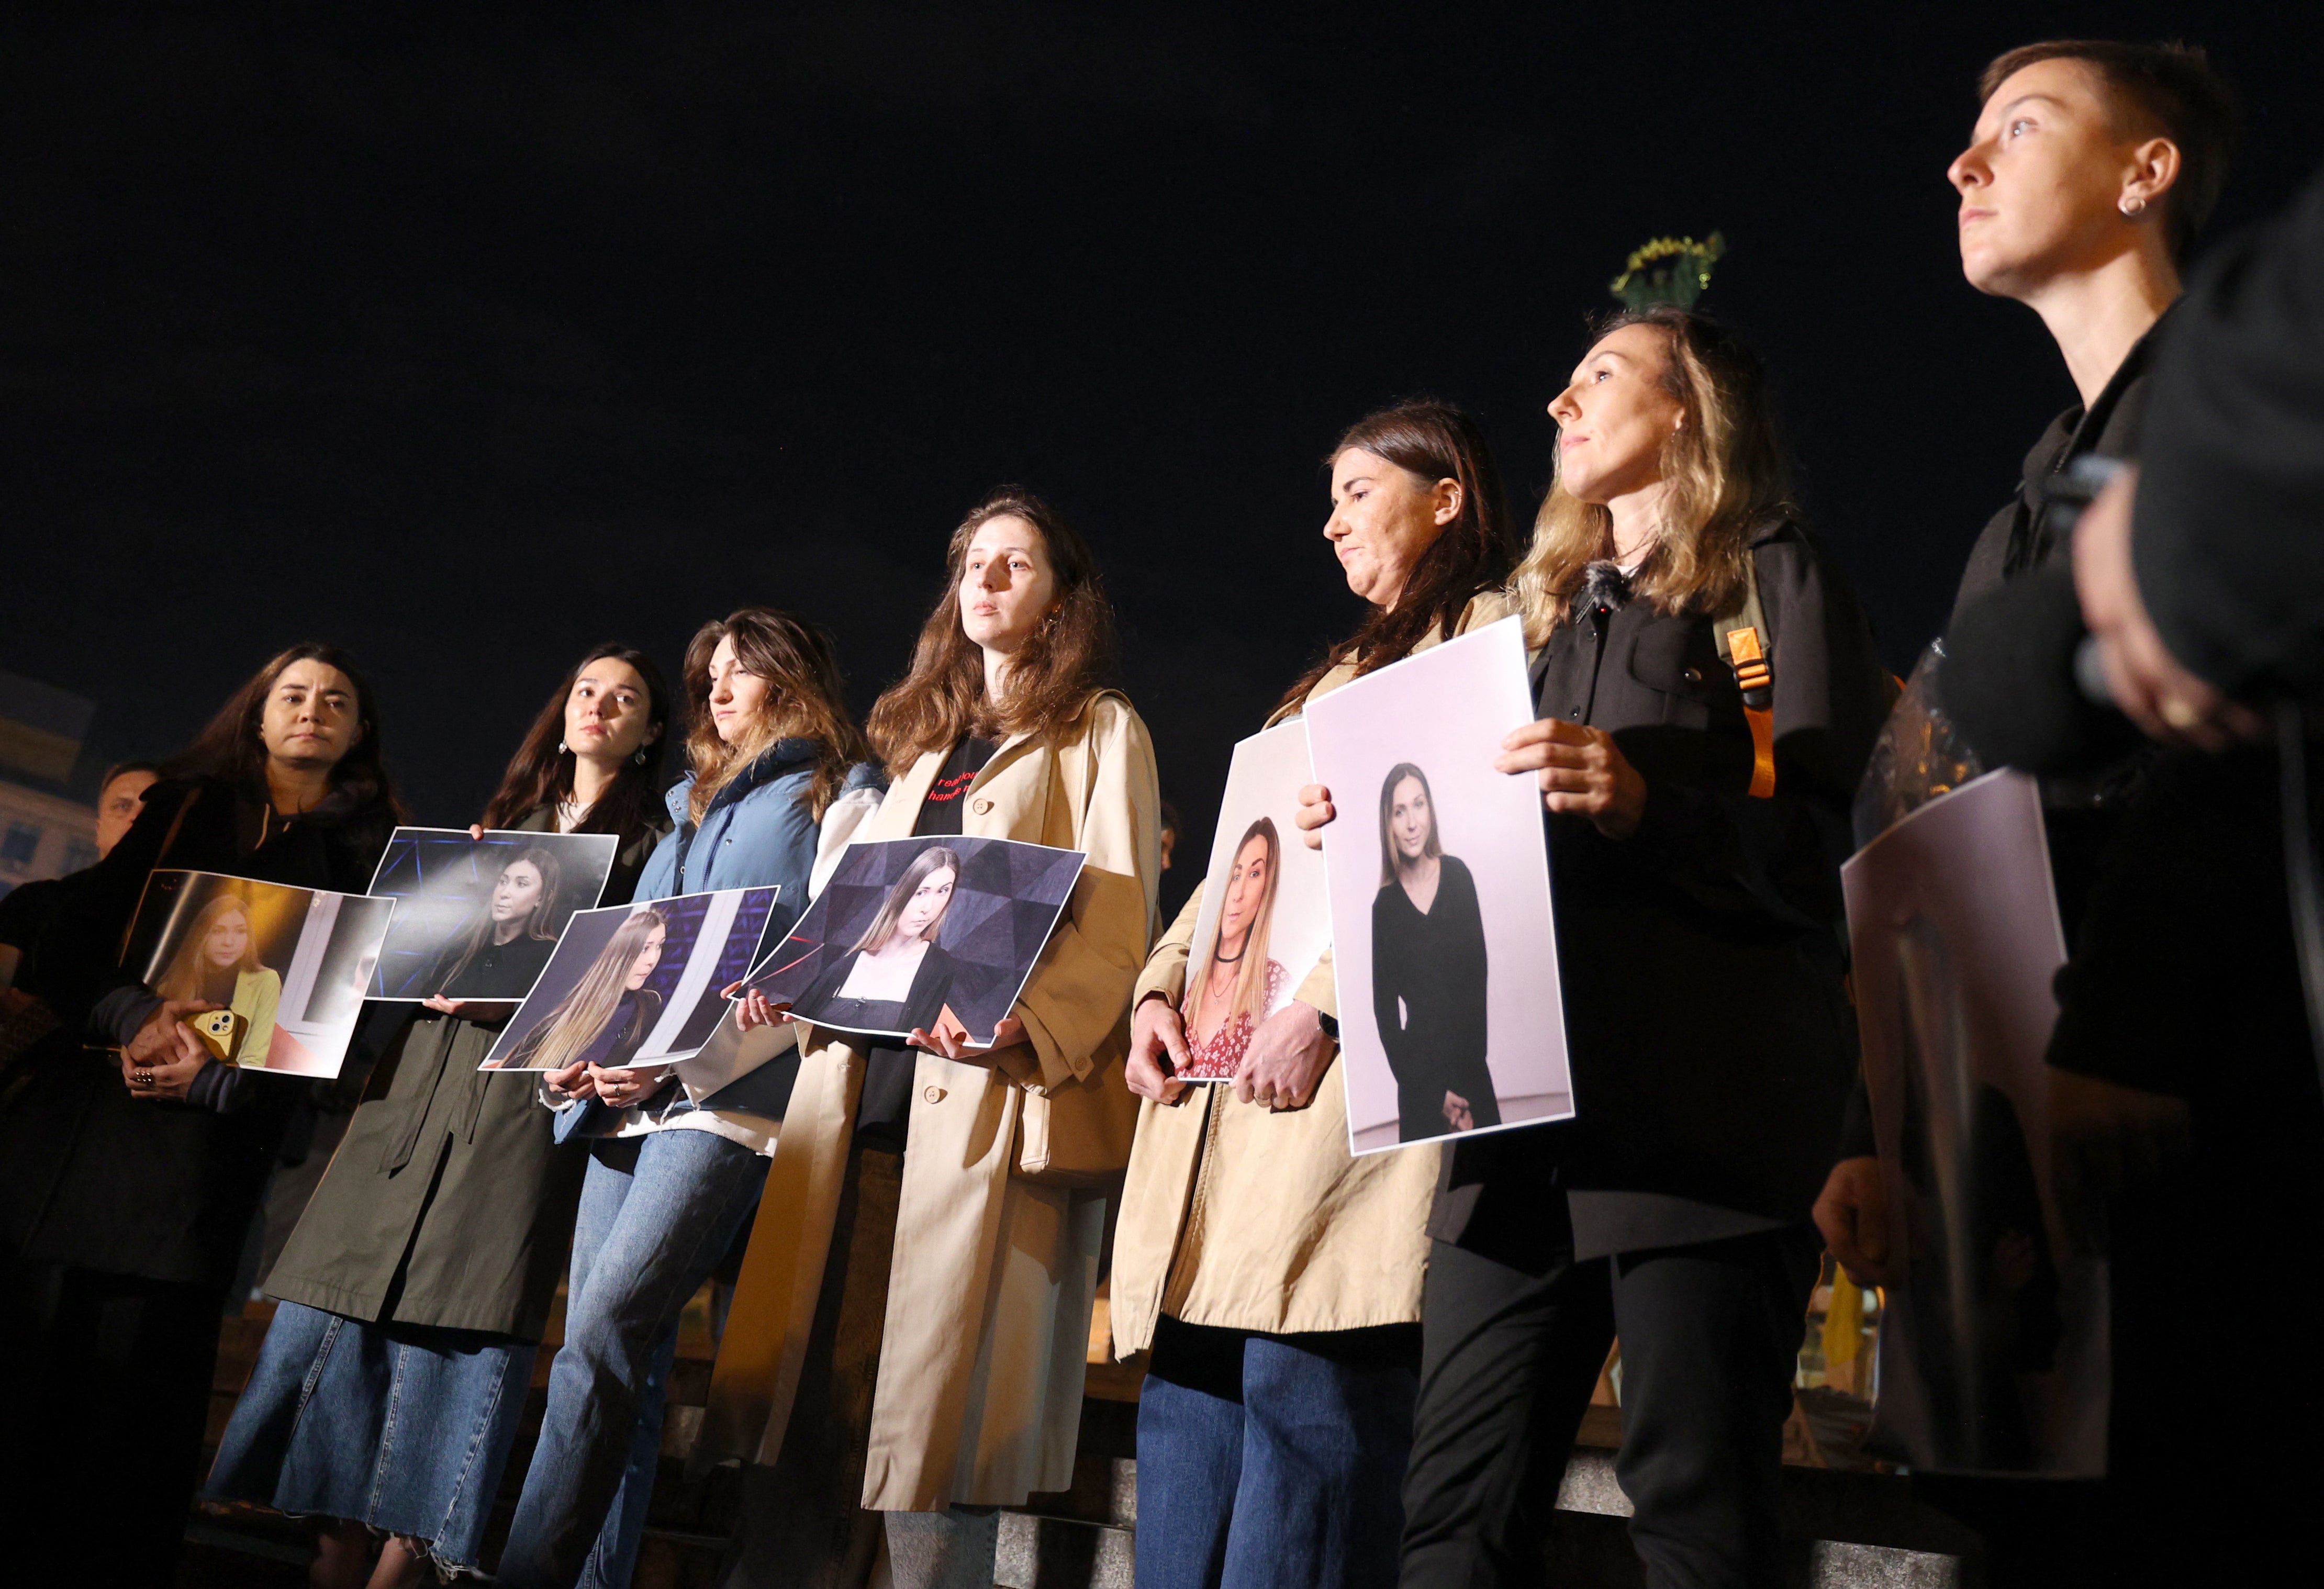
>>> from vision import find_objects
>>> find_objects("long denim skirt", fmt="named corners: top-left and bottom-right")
top-left (206, 1301), bottom-right (537, 1573)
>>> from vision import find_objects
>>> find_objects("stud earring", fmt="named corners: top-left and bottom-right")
top-left (2121, 195), bottom-right (2147, 216)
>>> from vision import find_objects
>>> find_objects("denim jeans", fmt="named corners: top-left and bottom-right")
top-left (497, 1128), bottom-right (767, 1588)
top-left (1135, 1314), bottom-right (1419, 1589)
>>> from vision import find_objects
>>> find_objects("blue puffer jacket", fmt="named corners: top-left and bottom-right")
top-left (636, 738), bottom-right (886, 938)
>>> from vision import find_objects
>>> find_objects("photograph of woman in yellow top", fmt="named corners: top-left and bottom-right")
top-left (152, 892), bottom-right (282, 1065)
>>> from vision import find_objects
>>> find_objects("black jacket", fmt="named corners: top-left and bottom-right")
top-left (2135, 165), bottom-right (2324, 706)
top-left (1949, 313), bottom-right (2169, 625)
top-left (1435, 524), bottom-right (1891, 1262)
top-left (0, 777), bottom-right (391, 1287)
top-left (799, 941), bottom-right (959, 1039)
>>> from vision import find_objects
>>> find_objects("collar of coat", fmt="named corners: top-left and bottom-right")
top-left (881, 690), bottom-right (1126, 811)
top-left (661, 736), bottom-right (824, 827)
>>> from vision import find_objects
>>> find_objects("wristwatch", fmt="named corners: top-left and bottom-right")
top-left (1315, 1010), bottom-right (1339, 1042)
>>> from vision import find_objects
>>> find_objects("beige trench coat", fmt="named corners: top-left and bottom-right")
top-left (699, 691), bottom-right (1160, 1510)
top-left (1110, 591), bottom-right (1517, 1355)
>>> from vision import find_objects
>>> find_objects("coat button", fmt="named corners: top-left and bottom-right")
top-left (1569, 707), bottom-right (1582, 719)
top-left (923, 1085), bottom-right (946, 1103)
top-left (1683, 666), bottom-right (1703, 686)
top-left (971, 797), bottom-right (993, 815)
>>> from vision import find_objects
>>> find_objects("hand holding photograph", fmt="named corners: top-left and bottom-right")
top-left (363, 826), bottom-right (621, 1001)
top-left (1302, 616), bottom-right (1573, 1152)
top-left (739, 835), bottom-right (1083, 1046)
top-left (126, 868), bottom-right (398, 1078)
top-left (478, 886), bottom-right (780, 1071)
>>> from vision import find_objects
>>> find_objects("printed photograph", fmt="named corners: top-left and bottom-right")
top-left (1175, 721), bottom-right (1331, 1081)
top-left (1846, 768), bottom-right (2107, 1478)
top-left (125, 868), bottom-right (398, 1078)
top-left (1303, 617), bottom-right (1574, 1152)
top-left (743, 835), bottom-right (1083, 1045)
top-left (364, 826), bottom-right (621, 1001)
top-left (479, 886), bottom-right (780, 1071)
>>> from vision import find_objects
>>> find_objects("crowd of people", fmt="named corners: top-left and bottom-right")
top-left (0, 33), bottom-right (2316, 1589)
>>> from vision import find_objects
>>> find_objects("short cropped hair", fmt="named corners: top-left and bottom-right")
top-left (1980, 40), bottom-right (2238, 259)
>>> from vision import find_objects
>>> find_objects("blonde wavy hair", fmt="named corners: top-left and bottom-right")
top-left (1517, 306), bottom-right (1795, 646)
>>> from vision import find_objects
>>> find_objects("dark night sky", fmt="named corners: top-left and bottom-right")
top-left (6, 3), bottom-right (2319, 914)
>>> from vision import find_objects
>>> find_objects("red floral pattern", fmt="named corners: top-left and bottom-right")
top-left (1178, 959), bottom-right (1287, 1081)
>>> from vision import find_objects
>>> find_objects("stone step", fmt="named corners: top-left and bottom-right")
top-left (197, 1296), bottom-right (1980, 1589)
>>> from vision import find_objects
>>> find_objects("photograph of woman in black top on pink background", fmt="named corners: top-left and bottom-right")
top-left (1369, 762), bottom-right (1498, 1140)
top-left (1302, 617), bottom-right (1573, 1154)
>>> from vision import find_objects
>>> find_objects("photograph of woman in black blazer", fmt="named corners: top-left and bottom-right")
top-left (435, 845), bottom-right (566, 1000)
top-left (1369, 762), bottom-right (1498, 1140)
top-left (795, 843), bottom-right (960, 1037)
top-left (490, 905), bottom-right (666, 1071)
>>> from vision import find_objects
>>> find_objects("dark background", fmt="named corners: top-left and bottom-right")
top-left (7, 3), bottom-right (2319, 919)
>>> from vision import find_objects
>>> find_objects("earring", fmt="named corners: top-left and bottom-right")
top-left (557, 740), bottom-right (568, 754)
top-left (2121, 195), bottom-right (2147, 216)
top-left (634, 746), bottom-right (649, 766)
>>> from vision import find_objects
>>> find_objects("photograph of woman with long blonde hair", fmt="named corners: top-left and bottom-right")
top-left (432, 845), bottom-right (566, 1000)
top-left (1176, 816), bottom-right (1287, 1081)
top-left (490, 905), bottom-right (666, 1072)
top-left (792, 843), bottom-right (962, 1037)
top-left (152, 891), bottom-right (282, 1064)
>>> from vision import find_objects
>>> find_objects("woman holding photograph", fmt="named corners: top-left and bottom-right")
top-left (435, 844), bottom-right (566, 1000)
top-left (498, 609), bottom-right (884, 1589)
top-left (1177, 816), bottom-right (1288, 1081)
top-left (1369, 764), bottom-right (1496, 1141)
top-left (702, 488), bottom-right (1158, 1589)
top-left (1381, 310), bottom-right (1890, 1589)
top-left (794, 844), bottom-right (963, 1037)
top-left (209, 643), bottom-right (671, 1589)
top-left (153, 892), bottom-right (284, 1064)
top-left (1114, 401), bottom-right (1515, 1589)
top-left (0, 643), bottom-right (403, 1585)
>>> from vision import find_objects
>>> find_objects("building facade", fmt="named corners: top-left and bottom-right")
top-left (0, 670), bottom-right (99, 898)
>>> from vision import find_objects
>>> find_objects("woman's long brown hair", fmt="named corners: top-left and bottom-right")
top-left (483, 645), bottom-right (673, 839)
top-left (849, 845), bottom-right (962, 954)
top-left (505, 905), bottom-right (666, 1073)
top-left (164, 642), bottom-right (407, 828)
top-left (1517, 307), bottom-right (1796, 643)
top-left (866, 487), bottom-right (1120, 774)
top-left (1277, 401), bottom-right (1517, 717)
top-left (680, 610), bottom-right (872, 827)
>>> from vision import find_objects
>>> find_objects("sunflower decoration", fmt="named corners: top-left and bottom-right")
top-left (1609, 232), bottom-right (1726, 310)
